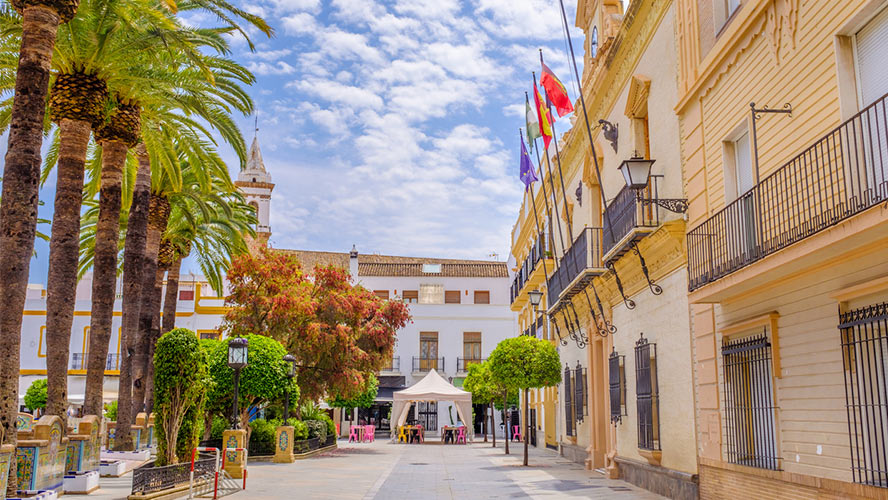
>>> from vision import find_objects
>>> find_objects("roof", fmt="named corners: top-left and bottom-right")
top-left (392, 370), bottom-right (472, 401)
top-left (279, 249), bottom-right (508, 278)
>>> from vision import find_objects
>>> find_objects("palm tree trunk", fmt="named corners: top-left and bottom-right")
top-left (115, 145), bottom-right (150, 446)
top-left (45, 118), bottom-right (91, 425)
top-left (162, 257), bottom-right (182, 334)
top-left (134, 265), bottom-right (164, 417)
top-left (84, 141), bottom-right (127, 421)
top-left (0, 9), bottom-right (61, 483)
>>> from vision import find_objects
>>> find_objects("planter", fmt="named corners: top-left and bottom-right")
top-left (7, 491), bottom-right (58, 500)
top-left (101, 449), bottom-right (151, 462)
top-left (99, 460), bottom-right (126, 477)
top-left (63, 470), bottom-right (100, 494)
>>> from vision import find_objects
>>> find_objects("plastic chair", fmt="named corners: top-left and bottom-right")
top-left (349, 426), bottom-right (360, 443)
top-left (364, 425), bottom-right (373, 443)
top-left (397, 426), bottom-right (408, 443)
top-left (456, 426), bottom-right (466, 444)
top-left (512, 425), bottom-right (522, 442)
top-left (370, 425), bottom-right (376, 442)
top-left (415, 424), bottom-right (424, 443)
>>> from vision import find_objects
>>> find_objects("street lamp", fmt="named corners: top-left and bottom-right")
top-left (282, 354), bottom-right (296, 422)
top-left (228, 337), bottom-right (249, 429)
top-left (527, 290), bottom-right (543, 311)
top-left (617, 155), bottom-right (655, 191)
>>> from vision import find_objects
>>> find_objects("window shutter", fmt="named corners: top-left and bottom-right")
top-left (856, 6), bottom-right (888, 105)
top-left (474, 291), bottom-right (490, 304)
top-left (563, 365), bottom-right (573, 436)
top-left (374, 290), bottom-right (389, 299)
top-left (609, 351), bottom-right (624, 423)
top-left (445, 290), bottom-right (461, 304)
top-left (574, 364), bottom-right (585, 423)
top-left (402, 290), bottom-right (418, 302)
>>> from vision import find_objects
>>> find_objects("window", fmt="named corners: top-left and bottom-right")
top-left (474, 291), bottom-right (490, 304)
top-left (416, 401), bottom-right (438, 431)
top-left (635, 334), bottom-right (660, 451)
top-left (841, 301), bottom-right (888, 486)
top-left (419, 284), bottom-right (444, 304)
top-left (723, 126), bottom-right (758, 259)
top-left (198, 330), bottom-right (221, 340)
top-left (419, 332), bottom-right (439, 371)
top-left (722, 331), bottom-right (778, 470)
top-left (714, 0), bottom-right (741, 33)
top-left (445, 290), bottom-right (461, 304)
top-left (609, 349), bottom-right (627, 424)
top-left (855, 5), bottom-right (888, 107)
top-left (422, 263), bottom-right (441, 273)
top-left (402, 290), bottom-right (418, 303)
top-left (179, 290), bottom-right (194, 301)
top-left (374, 290), bottom-right (389, 300)
top-left (564, 365), bottom-right (574, 437)
top-left (574, 362), bottom-right (587, 423)
top-left (463, 332), bottom-right (482, 361)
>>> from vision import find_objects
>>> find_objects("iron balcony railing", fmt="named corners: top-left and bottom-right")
top-left (546, 227), bottom-right (605, 304)
top-left (71, 353), bottom-right (119, 371)
top-left (457, 358), bottom-right (486, 372)
top-left (412, 357), bottom-right (444, 373)
top-left (510, 232), bottom-right (550, 304)
top-left (602, 180), bottom-right (662, 259)
top-left (688, 92), bottom-right (888, 291)
top-left (382, 356), bottom-right (400, 372)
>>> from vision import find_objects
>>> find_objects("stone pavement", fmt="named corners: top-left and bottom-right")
top-left (64, 439), bottom-right (665, 499)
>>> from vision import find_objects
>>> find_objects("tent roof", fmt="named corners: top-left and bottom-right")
top-left (392, 369), bottom-right (472, 402)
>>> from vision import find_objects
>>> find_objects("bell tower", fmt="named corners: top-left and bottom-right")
top-left (235, 132), bottom-right (274, 251)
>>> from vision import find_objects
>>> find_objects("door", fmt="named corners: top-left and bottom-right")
top-left (420, 332), bottom-right (438, 371)
top-left (733, 130), bottom-right (758, 260)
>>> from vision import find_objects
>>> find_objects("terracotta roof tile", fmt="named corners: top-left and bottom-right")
top-left (277, 249), bottom-right (507, 278)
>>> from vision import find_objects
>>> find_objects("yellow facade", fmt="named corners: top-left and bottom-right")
top-left (677, 0), bottom-right (888, 497)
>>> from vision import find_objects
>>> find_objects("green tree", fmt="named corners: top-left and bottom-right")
top-left (327, 374), bottom-right (379, 410)
top-left (463, 363), bottom-right (495, 446)
top-left (23, 379), bottom-right (47, 413)
top-left (204, 335), bottom-right (298, 443)
top-left (487, 336), bottom-right (561, 465)
top-left (153, 327), bottom-right (209, 466)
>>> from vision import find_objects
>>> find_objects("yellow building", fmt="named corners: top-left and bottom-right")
top-left (676, 0), bottom-right (888, 497)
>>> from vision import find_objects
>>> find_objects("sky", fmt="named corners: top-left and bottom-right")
top-left (11, 0), bottom-right (590, 285)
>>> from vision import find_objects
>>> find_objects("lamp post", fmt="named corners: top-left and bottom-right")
top-left (228, 337), bottom-right (249, 429)
top-left (524, 289), bottom-right (545, 465)
top-left (282, 354), bottom-right (296, 422)
top-left (527, 290), bottom-right (543, 313)
top-left (617, 155), bottom-right (688, 213)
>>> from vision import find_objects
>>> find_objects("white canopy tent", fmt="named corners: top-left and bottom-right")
top-left (392, 370), bottom-right (474, 441)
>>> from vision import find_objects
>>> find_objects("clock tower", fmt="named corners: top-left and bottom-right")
top-left (236, 134), bottom-right (274, 251)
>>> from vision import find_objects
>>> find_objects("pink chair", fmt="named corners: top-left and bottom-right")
top-left (512, 425), bottom-right (522, 442)
top-left (415, 424), bottom-right (424, 443)
top-left (363, 425), bottom-right (374, 442)
top-left (456, 426), bottom-right (466, 444)
top-left (348, 426), bottom-right (360, 443)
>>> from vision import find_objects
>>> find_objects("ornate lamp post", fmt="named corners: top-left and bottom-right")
top-left (228, 337), bottom-right (249, 429)
top-left (282, 354), bottom-right (296, 422)
top-left (617, 155), bottom-right (688, 213)
top-left (527, 290), bottom-right (543, 313)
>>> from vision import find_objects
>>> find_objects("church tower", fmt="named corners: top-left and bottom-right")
top-left (236, 134), bottom-right (274, 251)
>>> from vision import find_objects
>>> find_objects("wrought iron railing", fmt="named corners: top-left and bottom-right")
top-left (131, 455), bottom-right (215, 495)
top-left (546, 227), bottom-right (604, 303)
top-left (412, 357), bottom-right (444, 373)
top-left (688, 93), bottom-right (888, 291)
top-left (457, 358), bottom-right (485, 372)
top-left (602, 182), bottom-right (661, 257)
top-left (382, 356), bottom-right (400, 372)
top-left (510, 232), bottom-right (550, 303)
top-left (70, 353), bottom-right (119, 370)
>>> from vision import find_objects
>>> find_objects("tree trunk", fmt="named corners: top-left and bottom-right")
top-left (85, 140), bottom-right (127, 426)
top-left (0, 12), bottom-right (61, 495)
top-left (504, 393), bottom-right (509, 455)
top-left (483, 404), bottom-right (488, 443)
top-left (45, 118), bottom-right (91, 426)
top-left (162, 257), bottom-right (182, 334)
top-left (136, 266), bottom-right (164, 416)
top-left (116, 144), bottom-right (151, 444)
top-left (523, 388), bottom-right (529, 466)
top-left (490, 402), bottom-right (495, 448)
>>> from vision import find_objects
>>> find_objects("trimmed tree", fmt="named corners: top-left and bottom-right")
top-left (204, 335), bottom-right (298, 442)
top-left (24, 379), bottom-right (47, 414)
top-left (153, 328), bottom-right (209, 466)
top-left (463, 363), bottom-right (496, 446)
top-left (487, 336), bottom-right (561, 465)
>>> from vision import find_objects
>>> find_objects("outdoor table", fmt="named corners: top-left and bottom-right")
top-left (442, 426), bottom-right (456, 444)
top-left (407, 427), bottom-right (422, 443)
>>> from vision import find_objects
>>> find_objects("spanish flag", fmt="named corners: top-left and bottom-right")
top-left (540, 61), bottom-right (574, 117)
top-left (533, 81), bottom-right (554, 150)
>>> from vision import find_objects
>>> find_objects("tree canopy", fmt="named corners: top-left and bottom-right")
top-left (222, 249), bottom-right (410, 403)
top-left (23, 379), bottom-right (47, 412)
top-left (327, 374), bottom-right (379, 409)
top-left (487, 336), bottom-right (561, 391)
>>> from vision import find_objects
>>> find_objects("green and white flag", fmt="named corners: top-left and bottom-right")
top-left (525, 94), bottom-right (541, 152)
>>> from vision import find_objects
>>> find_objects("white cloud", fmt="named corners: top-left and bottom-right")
top-left (247, 61), bottom-right (296, 75)
top-left (289, 79), bottom-right (384, 109)
top-left (252, 48), bottom-right (293, 61)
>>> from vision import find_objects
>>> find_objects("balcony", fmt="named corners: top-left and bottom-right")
top-left (546, 227), bottom-right (606, 305)
top-left (688, 93), bottom-right (888, 291)
top-left (511, 232), bottom-right (553, 308)
top-left (457, 358), bottom-right (486, 373)
top-left (413, 357), bottom-right (445, 373)
top-left (601, 180), bottom-right (663, 261)
top-left (381, 356), bottom-right (400, 373)
top-left (70, 353), bottom-right (119, 371)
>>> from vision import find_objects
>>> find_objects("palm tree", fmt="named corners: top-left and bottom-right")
top-left (0, 0), bottom-right (80, 464)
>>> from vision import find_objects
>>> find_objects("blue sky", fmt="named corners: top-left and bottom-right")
top-left (11, 0), bottom-right (588, 284)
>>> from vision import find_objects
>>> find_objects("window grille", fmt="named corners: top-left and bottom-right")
top-left (609, 349), bottom-right (626, 424)
top-left (635, 333), bottom-right (660, 451)
top-left (840, 301), bottom-right (888, 487)
top-left (574, 362), bottom-right (587, 422)
top-left (722, 330), bottom-right (779, 470)
top-left (564, 364), bottom-right (574, 436)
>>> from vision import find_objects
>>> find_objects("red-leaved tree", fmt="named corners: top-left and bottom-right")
top-left (222, 248), bottom-right (410, 403)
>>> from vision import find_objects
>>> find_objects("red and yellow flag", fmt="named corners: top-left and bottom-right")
top-left (540, 61), bottom-right (574, 117)
top-left (533, 81), bottom-right (554, 150)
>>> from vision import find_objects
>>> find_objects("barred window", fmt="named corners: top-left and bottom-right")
top-left (635, 333), bottom-right (660, 451)
top-left (722, 331), bottom-right (779, 470)
top-left (574, 362), bottom-right (587, 422)
top-left (564, 364), bottom-right (574, 436)
top-left (840, 301), bottom-right (888, 487)
top-left (609, 349), bottom-right (626, 424)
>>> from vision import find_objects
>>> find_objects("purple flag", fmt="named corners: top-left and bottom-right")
top-left (519, 135), bottom-right (538, 190)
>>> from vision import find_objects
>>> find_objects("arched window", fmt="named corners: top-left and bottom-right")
top-left (591, 26), bottom-right (598, 59)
